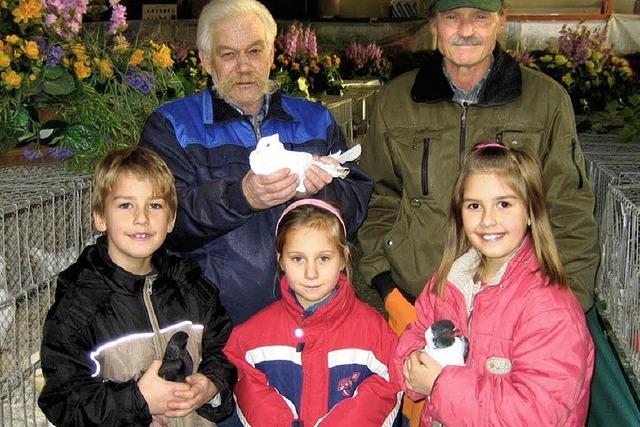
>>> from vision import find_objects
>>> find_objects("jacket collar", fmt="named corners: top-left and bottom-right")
top-left (448, 235), bottom-right (536, 312)
top-left (89, 235), bottom-right (170, 294)
top-left (207, 88), bottom-right (293, 124)
top-left (280, 273), bottom-right (354, 324)
top-left (411, 43), bottom-right (522, 106)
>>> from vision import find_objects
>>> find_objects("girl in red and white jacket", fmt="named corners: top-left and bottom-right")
top-left (395, 143), bottom-right (594, 426)
top-left (224, 199), bottom-right (402, 426)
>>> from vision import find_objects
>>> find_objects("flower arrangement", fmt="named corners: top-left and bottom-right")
top-left (512, 24), bottom-right (634, 113)
top-left (340, 42), bottom-right (391, 82)
top-left (271, 23), bottom-right (343, 98)
top-left (0, 0), bottom-right (188, 170)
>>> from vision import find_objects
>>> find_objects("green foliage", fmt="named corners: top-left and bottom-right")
top-left (606, 93), bottom-right (640, 143)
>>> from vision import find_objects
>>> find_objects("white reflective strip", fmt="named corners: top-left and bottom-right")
top-left (327, 348), bottom-right (390, 381)
top-left (244, 345), bottom-right (301, 367)
top-left (381, 391), bottom-right (403, 427)
top-left (89, 321), bottom-right (203, 377)
top-left (234, 390), bottom-right (299, 425)
top-left (313, 389), bottom-right (402, 427)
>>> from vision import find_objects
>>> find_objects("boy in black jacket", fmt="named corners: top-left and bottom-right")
top-left (38, 147), bottom-right (236, 426)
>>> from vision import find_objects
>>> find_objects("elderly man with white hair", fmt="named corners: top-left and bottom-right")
top-left (141, 0), bottom-right (372, 328)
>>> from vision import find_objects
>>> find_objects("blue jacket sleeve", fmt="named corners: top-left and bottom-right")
top-left (140, 111), bottom-right (255, 251)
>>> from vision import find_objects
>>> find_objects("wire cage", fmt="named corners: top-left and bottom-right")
top-left (586, 159), bottom-right (640, 223)
top-left (325, 97), bottom-right (354, 148)
top-left (599, 184), bottom-right (640, 392)
top-left (0, 164), bottom-right (94, 427)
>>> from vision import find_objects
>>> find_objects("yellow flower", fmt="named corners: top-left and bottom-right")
top-left (540, 54), bottom-right (553, 63)
top-left (561, 73), bottom-right (574, 86)
top-left (73, 61), bottom-right (91, 80)
top-left (11, 0), bottom-right (43, 24)
top-left (6, 35), bottom-right (20, 45)
top-left (1, 1), bottom-right (8, 8)
top-left (70, 44), bottom-right (87, 61)
top-left (0, 51), bottom-right (10, 68)
top-left (151, 44), bottom-right (173, 69)
top-left (129, 48), bottom-right (145, 66)
top-left (296, 76), bottom-right (310, 97)
top-left (93, 58), bottom-right (113, 79)
top-left (1, 69), bottom-right (22, 88)
top-left (554, 54), bottom-right (568, 66)
top-left (585, 60), bottom-right (595, 71)
top-left (22, 40), bottom-right (39, 60)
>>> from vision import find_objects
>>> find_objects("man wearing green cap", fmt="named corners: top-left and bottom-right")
top-left (358, 1), bottom-right (599, 422)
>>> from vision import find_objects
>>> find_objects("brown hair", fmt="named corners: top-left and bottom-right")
top-left (92, 146), bottom-right (178, 219)
top-left (275, 202), bottom-right (351, 282)
top-left (433, 144), bottom-right (568, 296)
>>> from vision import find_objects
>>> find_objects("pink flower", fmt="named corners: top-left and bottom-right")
top-left (108, 3), bottom-right (127, 35)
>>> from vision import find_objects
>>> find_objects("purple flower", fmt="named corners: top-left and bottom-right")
top-left (35, 37), bottom-right (48, 53)
top-left (46, 44), bottom-right (65, 66)
top-left (47, 147), bottom-right (74, 160)
top-left (125, 69), bottom-right (155, 94)
top-left (172, 42), bottom-right (188, 63)
top-left (23, 147), bottom-right (45, 161)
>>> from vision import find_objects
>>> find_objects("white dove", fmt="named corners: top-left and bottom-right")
top-left (249, 133), bottom-right (362, 192)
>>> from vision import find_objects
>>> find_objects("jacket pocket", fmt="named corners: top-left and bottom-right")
top-left (387, 127), bottom-right (439, 199)
top-left (422, 137), bottom-right (430, 196)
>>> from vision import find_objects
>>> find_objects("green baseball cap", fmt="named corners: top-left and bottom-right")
top-left (432, 0), bottom-right (502, 12)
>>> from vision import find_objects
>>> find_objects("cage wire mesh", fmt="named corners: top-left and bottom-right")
top-left (0, 164), bottom-right (94, 427)
top-left (599, 184), bottom-right (640, 395)
top-left (586, 159), bottom-right (640, 223)
top-left (325, 97), bottom-right (354, 147)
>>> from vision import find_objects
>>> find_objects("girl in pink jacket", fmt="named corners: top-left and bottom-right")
top-left (394, 143), bottom-right (594, 426)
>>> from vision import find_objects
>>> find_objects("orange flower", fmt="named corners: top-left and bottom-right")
top-left (73, 61), bottom-right (91, 80)
top-left (70, 44), bottom-right (87, 61)
top-left (151, 43), bottom-right (173, 69)
top-left (93, 58), bottom-right (113, 79)
top-left (129, 48), bottom-right (144, 66)
top-left (11, 0), bottom-right (42, 24)
top-left (0, 51), bottom-right (10, 68)
top-left (1, 69), bottom-right (22, 88)
top-left (22, 40), bottom-right (39, 60)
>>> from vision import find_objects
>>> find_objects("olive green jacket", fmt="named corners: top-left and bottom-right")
top-left (357, 45), bottom-right (599, 310)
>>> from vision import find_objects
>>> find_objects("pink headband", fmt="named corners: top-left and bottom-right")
top-left (474, 142), bottom-right (509, 150)
top-left (276, 199), bottom-right (347, 237)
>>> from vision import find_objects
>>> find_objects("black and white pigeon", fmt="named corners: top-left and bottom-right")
top-left (158, 331), bottom-right (193, 382)
top-left (424, 319), bottom-right (468, 368)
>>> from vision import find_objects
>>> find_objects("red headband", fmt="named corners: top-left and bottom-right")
top-left (276, 199), bottom-right (347, 237)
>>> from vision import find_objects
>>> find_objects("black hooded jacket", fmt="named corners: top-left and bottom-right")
top-left (38, 236), bottom-right (236, 426)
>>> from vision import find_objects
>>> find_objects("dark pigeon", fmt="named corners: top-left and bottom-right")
top-left (425, 319), bottom-right (469, 367)
top-left (158, 331), bottom-right (193, 383)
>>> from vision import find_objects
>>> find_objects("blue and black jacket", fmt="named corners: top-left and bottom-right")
top-left (140, 89), bottom-right (372, 324)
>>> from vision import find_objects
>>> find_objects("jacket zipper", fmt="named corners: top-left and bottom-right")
top-left (422, 137), bottom-right (430, 196)
top-left (571, 139), bottom-right (584, 190)
top-left (143, 276), bottom-right (166, 358)
top-left (459, 103), bottom-right (469, 164)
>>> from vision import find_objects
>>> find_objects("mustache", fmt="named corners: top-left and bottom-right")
top-left (450, 36), bottom-right (484, 46)
top-left (213, 74), bottom-right (280, 101)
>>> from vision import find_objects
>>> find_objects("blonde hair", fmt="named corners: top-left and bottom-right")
top-left (433, 144), bottom-right (567, 296)
top-left (275, 203), bottom-right (352, 282)
top-left (92, 146), bottom-right (178, 219)
top-left (196, 0), bottom-right (277, 56)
